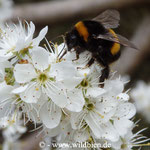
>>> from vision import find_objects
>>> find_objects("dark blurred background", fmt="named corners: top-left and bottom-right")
top-left (4, 0), bottom-right (150, 149)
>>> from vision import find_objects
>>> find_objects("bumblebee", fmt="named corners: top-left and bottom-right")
top-left (60, 10), bottom-right (137, 87)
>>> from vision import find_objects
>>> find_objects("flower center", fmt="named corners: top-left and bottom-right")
top-left (121, 143), bottom-right (127, 149)
top-left (5, 68), bottom-right (15, 86)
top-left (81, 79), bottom-right (89, 87)
top-left (20, 44), bottom-right (33, 56)
top-left (121, 138), bottom-right (127, 149)
top-left (87, 103), bottom-right (95, 111)
top-left (38, 73), bottom-right (48, 83)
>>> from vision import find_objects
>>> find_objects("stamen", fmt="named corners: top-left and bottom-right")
top-left (93, 109), bottom-right (104, 119)
top-left (133, 141), bottom-right (150, 147)
top-left (62, 108), bottom-right (69, 116)
top-left (29, 124), bottom-right (43, 132)
top-left (78, 113), bottom-right (87, 129)
top-left (45, 38), bottom-right (53, 52)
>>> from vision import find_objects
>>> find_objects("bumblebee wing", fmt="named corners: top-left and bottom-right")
top-left (96, 33), bottom-right (138, 50)
top-left (116, 34), bottom-right (138, 50)
top-left (93, 9), bottom-right (120, 29)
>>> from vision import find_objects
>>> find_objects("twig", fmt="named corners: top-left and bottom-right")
top-left (11, 0), bottom-right (150, 25)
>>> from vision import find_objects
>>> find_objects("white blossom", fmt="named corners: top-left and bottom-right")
top-left (70, 77), bottom-right (136, 143)
top-left (110, 123), bottom-right (150, 150)
top-left (0, 19), bottom-right (149, 150)
top-left (0, 80), bottom-right (41, 125)
top-left (0, 112), bottom-right (26, 150)
top-left (0, 21), bottom-right (48, 62)
top-left (131, 81), bottom-right (150, 123)
top-left (13, 44), bottom-right (84, 128)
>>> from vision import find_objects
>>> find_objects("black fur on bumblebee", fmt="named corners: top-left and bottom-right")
top-left (60, 9), bottom-right (138, 88)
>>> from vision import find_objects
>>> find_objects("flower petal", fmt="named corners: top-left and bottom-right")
top-left (20, 83), bottom-right (41, 103)
top-left (65, 89), bottom-right (85, 112)
top-left (104, 78), bottom-right (124, 95)
top-left (71, 112), bottom-right (85, 129)
top-left (101, 122), bottom-right (119, 142)
top-left (87, 87), bottom-right (106, 98)
top-left (0, 82), bottom-right (14, 118)
top-left (74, 130), bottom-right (89, 142)
top-left (14, 64), bottom-right (37, 83)
top-left (60, 77), bottom-right (83, 90)
top-left (0, 82), bottom-right (14, 101)
top-left (40, 101), bottom-right (62, 129)
top-left (114, 118), bottom-right (133, 137)
top-left (117, 93), bottom-right (129, 101)
top-left (50, 61), bottom-right (76, 80)
top-left (44, 83), bottom-right (68, 108)
top-left (115, 103), bottom-right (136, 119)
top-left (32, 47), bottom-right (50, 71)
top-left (44, 125), bottom-right (61, 137)
top-left (12, 84), bottom-right (28, 94)
top-left (33, 26), bottom-right (48, 46)
top-left (0, 102), bottom-right (12, 118)
top-left (84, 112), bottom-right (103, 138)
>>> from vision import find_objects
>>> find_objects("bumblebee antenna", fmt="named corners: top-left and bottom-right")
top-left (49, 34), bottom-right (67, 60)
top-left (59, 49), bottom-right (67, 60)
top-left (57, 35), bottom-right (68, 60)
top-left (57, 35), bottom-right (66, 58)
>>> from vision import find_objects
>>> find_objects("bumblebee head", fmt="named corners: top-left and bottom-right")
top-left (65, 30), bottom-right (78, 51)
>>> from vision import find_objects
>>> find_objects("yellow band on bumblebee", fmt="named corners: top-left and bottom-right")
top-left (75, 21), bottom-right (89, 42)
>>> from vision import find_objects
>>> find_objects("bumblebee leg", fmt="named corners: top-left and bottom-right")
top-left (72, 47), bottom-right (85, 61)
top-left (85, 58), bottom-right (95, 68)
top-left (77, 58), bottom-right (95, 69)
top-left (94, 54), bottom-right (110, 87)
top-left (99, 66), bottom-right (110, 88)
top-left (72, 52), bottom-right (79, 61)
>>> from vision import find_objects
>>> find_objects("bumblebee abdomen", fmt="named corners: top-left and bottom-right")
top-left (108, 29), bottom-right (120, 55)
